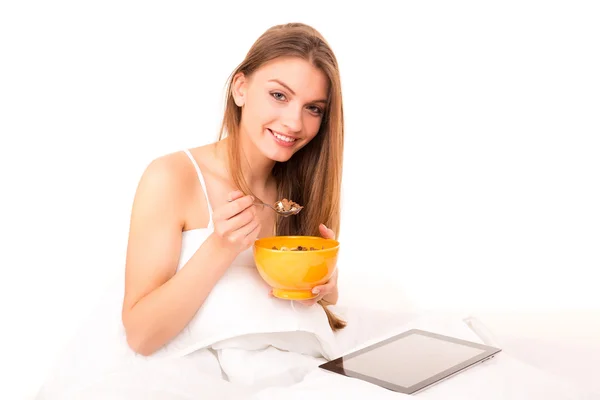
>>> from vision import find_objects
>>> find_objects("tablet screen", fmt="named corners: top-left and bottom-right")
top-left (341, 332), bottom-right (486, 387)
top-left (320, 329), bottom-right (501, 394)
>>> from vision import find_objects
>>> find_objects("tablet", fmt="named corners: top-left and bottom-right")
top-left (319, 329), bottom-right (501, 394)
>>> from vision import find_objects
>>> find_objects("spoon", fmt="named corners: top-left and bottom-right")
top-left (227, 198), bottom-right (303, 217)
top-left (255, 201), bottom-right (304, 217)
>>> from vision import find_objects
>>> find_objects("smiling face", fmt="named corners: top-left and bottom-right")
top-left (232, 57), bottom-right (329, 163)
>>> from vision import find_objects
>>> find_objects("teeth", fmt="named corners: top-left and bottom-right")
top-left (271, 130), bottom-right (296, 143)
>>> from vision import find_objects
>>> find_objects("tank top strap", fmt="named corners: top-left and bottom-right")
top-left (183, 149), bottom-right (213, 227)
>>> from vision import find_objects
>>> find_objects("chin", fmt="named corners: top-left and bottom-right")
top-left (264, 149), bottom-right (295, 163)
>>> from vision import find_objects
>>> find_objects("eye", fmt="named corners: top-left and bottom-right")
top-left (270, 92), bottom-right (287, 101)
top-left (307, 105), bottom-right (323, 116)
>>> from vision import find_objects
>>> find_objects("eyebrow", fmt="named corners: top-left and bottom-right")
top-left (268, 79), bottom-right (328, 104)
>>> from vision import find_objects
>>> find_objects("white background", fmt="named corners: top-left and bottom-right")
top-left (1, 1), bottom-right (599, 398)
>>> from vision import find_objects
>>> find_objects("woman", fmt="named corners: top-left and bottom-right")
top-left (121, 22), bottom-right (347, 357)
top-left (38, 23), bottom-right (415, 400)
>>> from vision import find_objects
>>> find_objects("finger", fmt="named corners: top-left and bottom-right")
top-left (227, 190), bottom-right (245, 202)
top-left (319, 223), bottom-right (335, 239)
top-left (297, 285), bottom-right (327, 306)
top-left (311, 281), bottom-right (333, 298)
top-left (229, 218), bottom-right (260, 243)
top-left (311, 285), bottom-right (325, 296)
top-left (214, 207), bottom-right (255, 239)
top-left (219, 203), bottom-right (256, 232)
top-left (216, 195), bottom-right (255, 220)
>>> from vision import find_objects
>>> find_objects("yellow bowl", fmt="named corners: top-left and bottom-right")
top-left (253, 236), bottom-right (340, 300)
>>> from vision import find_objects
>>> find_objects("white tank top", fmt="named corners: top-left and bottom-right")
top-left (178, 149), bottom-right (255, 270)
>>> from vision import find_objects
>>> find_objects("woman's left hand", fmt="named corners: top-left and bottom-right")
top-left (297, 223), bottom-right (339, 306)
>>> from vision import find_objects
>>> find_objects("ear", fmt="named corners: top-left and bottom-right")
top-left (231, 72), bottom-right (247, 107)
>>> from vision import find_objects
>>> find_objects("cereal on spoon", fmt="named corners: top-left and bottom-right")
top-left (274, 198), bottom-right (302, 213)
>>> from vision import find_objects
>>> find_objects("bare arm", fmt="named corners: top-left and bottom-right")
top-left (121, 158), bottom-right (259, 356)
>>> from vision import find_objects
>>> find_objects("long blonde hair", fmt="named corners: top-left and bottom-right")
top-left (218, 23), bottom-right (346, 331)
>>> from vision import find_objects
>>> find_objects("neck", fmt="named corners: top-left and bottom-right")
top-left (220, 133), bottom-right (275, 192)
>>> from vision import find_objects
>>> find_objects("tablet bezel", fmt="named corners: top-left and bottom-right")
top-left (319, 328), bottom-right (502, 394)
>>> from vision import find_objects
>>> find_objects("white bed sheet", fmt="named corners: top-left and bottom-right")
top-left (33, 304), bottom-right (600, 400)
top-left (467, 310), bottom-right (600, 395)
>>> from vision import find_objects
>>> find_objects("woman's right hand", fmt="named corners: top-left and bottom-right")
top-left (211, 190), bottom-right (261, 253)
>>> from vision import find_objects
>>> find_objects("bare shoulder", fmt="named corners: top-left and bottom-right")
top-left (137, 151), bottom-right (196, 198)
top-left (129, 150), bottom-right (201, 227)
top-left (135, 144), bottom-right (224, 230)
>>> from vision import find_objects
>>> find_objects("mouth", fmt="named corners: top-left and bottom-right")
top-left (268, 129), bottom-right (298, 147)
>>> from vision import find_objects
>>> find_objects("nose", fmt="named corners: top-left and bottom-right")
top-left (281, 105), bottom-right (303, 133)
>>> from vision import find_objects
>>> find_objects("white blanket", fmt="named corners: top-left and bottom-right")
top-left (36, 305), bottom-right (600, 400)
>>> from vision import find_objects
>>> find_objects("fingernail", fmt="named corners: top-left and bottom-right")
top-left (312, 288), bottom-right (320, 294)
